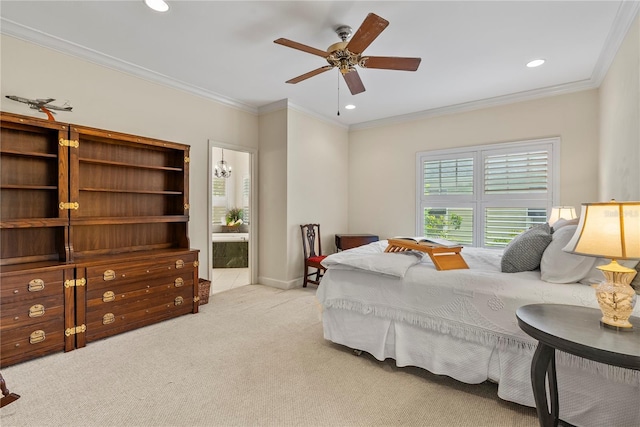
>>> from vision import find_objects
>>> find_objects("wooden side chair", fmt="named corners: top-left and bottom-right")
top-left (300, 224), bottom-right (327, 287)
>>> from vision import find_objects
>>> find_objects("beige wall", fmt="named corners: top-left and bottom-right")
top-left (347, 90), bottom-right (600, 240)
top-left (0, 35), bottom-right (259, 280)
top-left (287, 109), bottom-right (349, 282)
top-left (599, 14), bottom-right (640, 201)
top-left (257, 109), bottom-right (288, 287)
top-left (258, 107), bottom-right (349, 288)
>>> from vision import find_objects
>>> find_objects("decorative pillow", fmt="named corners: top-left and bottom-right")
top-left (631, 263), bottom-right (640, 294)
top-left (551, 217), bottom-right (579, 233)
top-left (501, 223), bottom-right (552, 273)
top-left (541, 225), bottom-right (596, 283)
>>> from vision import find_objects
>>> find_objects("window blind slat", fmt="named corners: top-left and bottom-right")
top-left (484, 207), bottom-right (547, 247)
top-left (484, 150), bottom-right (549, 194)
top-left (423, 157), bottom-right (473, 195)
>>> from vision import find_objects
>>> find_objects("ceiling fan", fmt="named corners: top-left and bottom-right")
top-left (274, 13), bottom-right (421, 95)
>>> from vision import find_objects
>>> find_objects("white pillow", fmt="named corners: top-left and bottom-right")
top-left (551, 217), bottom-right (579, 233)
top-left (540, 225), bottom-right (597, 283)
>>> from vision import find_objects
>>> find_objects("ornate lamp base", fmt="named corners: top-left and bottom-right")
top-left (594, 260), bottom-right (637, 329)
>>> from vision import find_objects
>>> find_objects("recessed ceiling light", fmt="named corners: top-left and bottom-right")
top-left (345, 104), bottom-right (356, 110)
top-left (144, 0), bottom-right (169, 12)
top-left (526, 59), bottom-right (545, 68)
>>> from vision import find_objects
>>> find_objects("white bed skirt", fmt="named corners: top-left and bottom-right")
top-left (322, 306), bottom-right (640, 427)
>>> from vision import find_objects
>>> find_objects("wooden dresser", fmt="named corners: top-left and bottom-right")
top-left (0, 112), bottom-right (199, 367)
top-left (335, 234), bottom-right (379, 251)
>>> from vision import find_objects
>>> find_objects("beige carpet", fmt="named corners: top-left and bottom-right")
top-left (0, 285), bottom-right (537, 427)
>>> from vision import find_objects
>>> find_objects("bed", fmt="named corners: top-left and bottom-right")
top-left (316, 232), bottom-right (640, 427)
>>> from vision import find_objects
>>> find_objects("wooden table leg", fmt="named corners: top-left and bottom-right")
top-left (0, 372), bottom-right (20, 408)
top-left (531, 343), bottom-right (559, 427)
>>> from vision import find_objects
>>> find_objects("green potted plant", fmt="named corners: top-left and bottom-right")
top-left (225, 208), bottom-right (244, 228)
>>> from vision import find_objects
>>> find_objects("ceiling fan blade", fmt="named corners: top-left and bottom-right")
top-left (343, 70), bottom-right (366, 95)
top-left (274, 38), bottom-right (328, 58)
top-left (286, 66), bottom-right (334, 84)
top-left (361, 56), bottom-right (422, 71)
top-left (345, 13), bottom-right (389, 54)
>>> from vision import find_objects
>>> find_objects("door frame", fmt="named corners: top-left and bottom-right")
top-left (208, 140), bottom-right (258, 285)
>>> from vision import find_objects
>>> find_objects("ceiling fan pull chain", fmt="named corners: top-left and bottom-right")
top-left (337, 72), bottom-right (340, 116)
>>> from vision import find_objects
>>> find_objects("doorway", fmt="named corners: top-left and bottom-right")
top-left (208, 141), bottom-right (257, 294)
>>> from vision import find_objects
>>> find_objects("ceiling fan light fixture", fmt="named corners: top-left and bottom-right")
top-left (526, 59), bottom-right (545, 68)
top-left (274, 13), bottom-right (420, 96)
top-left (345, 104), bottom-right (356, 110)
top-left (144, 0), bottom-right (169, 12)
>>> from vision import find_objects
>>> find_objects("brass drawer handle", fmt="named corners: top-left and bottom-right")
top-left (174, 296), bottom-right (184, 306)
top-left (174, 277), bottom-right (184, 287)
top-left (30, 330), bottom-right (46, 344)
top-left (103, 313), bottom-right (115, 325)
top-left (28, 279), bottom-right (45, 292)
top-left (103, 291), bottom-right (115, 302)
top-left (29, 304), bottom-right (45, 318)
top-left (103, 270), bottom-right (116, 281)
top-left (175, 259), bottom-right (185, 269)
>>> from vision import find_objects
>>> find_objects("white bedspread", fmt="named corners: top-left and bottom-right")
top-left (317, 241), bottom-right (640, 426)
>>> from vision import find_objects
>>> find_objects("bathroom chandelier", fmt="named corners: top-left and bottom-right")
top-left (214, 149), bottom-right (232, 178)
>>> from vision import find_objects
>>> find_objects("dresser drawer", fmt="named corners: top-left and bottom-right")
top-left (1, 318), bottom-right (65, 366)
top-left (0, 294), bottom-right (65, 332)
top-left (85, 286), bottom-right (194, 342)
top-left (85, 275), bottom-right (194, 310)
top-left (83, 253), bottom-right (197, 291)
top-left (0, 269), bottom-right (65, 304)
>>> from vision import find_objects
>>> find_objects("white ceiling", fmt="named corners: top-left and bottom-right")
top-left (1, 1), bottom-right (638, 128)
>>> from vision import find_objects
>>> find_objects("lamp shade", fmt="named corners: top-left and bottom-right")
top-left (563, 201), bottom-right (640, 259)
top-left (547, 206), bottom-right (577, 226)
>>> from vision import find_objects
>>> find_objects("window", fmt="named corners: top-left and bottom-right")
top-left (212, 177), bottom-right (227, 225)
top-left (416, 138), bottom-right (558, 247)
top-left (242, 175), bottom-right (250, 224)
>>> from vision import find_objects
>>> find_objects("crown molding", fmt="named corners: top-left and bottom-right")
top-left (349, 79), bottom-right (596, 131)
top-left (258, 99), bottom-right (348, 129)
top-left (0, 18), bottom-right (259, 115)
top-left (257, 99), bottom-right (289, 115)
top-left (285, 101), bottom-right (349, 129)
top-left (591, 0), bottom-right (640, 86)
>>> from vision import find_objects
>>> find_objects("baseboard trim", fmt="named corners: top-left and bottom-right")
top-left (258, 276), bottom-right (301, 290)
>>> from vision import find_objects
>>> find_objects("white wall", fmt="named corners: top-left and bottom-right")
top-left (347, 90), bottom-right (600, 240)
top-left (599, 13), bottom-right (640, 201)
top-left (0, 35), bottom-right (259, 279)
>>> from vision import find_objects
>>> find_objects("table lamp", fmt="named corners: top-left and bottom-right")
top-left (563, 201), bottom-right (640, 329)
top-left (547, 206), bottom-right (577, 226)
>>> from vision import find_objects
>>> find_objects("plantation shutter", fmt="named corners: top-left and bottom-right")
top-left (484, 207), bottom-right (547, 247)
top-left (423, 157), bottom-right (474, 195)
top-left (417, 138), bottom-right (557, 248)
top-left (484, 150), bottom-right (548, 194)
top-left (242, 176), bottom-right (250, 224)
top-left (212, 177), bottom-right (227, 225)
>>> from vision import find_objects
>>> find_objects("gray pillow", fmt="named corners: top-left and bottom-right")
top-left (631, 263), bottom-right (640, 294)
top-left (501, 223), bottom-right (552, 273)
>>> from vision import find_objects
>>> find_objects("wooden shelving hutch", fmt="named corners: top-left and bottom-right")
top-left (0, 112), bottom-right (199, 367)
